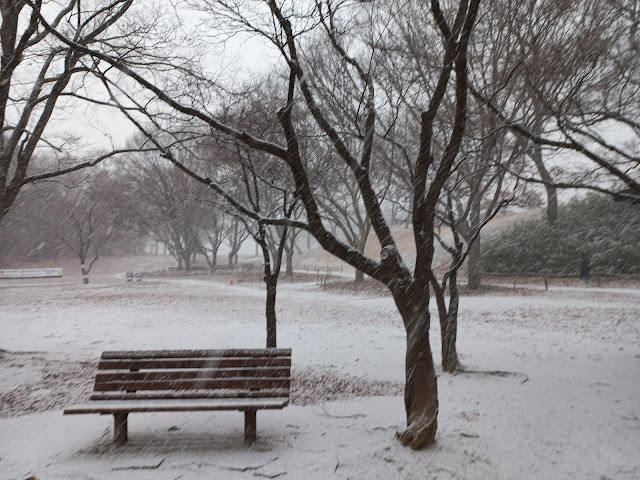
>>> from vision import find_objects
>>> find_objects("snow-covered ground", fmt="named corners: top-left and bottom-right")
top-left (1, 267), bottom-right (639, 480)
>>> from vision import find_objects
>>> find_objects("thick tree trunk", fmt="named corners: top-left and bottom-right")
top-left (265, 276), bottom-right (277, 348)
top-left (393, 291), bottom-right (439, 450)
top-left (441, 314), bottom-right (459, 372)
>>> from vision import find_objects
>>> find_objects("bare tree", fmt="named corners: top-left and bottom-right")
top-left (199, 205), bottom-right (232, 273)
top-left (430, 148), bottom-right (524, 372)
top-left (227, 137), bottom-right (299, 348)
top-left (472, 0), bottom-right (640, 201)
top-left (0, 0), bottom-right (150, 224)
top-left (125, 152), bottom-right (206, 271)
top-left (37, 0), bottom-right (481, 449)
top-left (226, 216), bottom-right (249, 267)
top-left (48, 169), bottom-right (122, 283)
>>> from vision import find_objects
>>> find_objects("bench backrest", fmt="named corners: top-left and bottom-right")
top-left (90, 349), bottom-right (292, 401)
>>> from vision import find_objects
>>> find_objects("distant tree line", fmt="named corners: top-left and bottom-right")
top-left (0, 155), bottom-right (256, 280)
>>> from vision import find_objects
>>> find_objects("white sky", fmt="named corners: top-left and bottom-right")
top-left (46, 17), bottom-right (279, 152)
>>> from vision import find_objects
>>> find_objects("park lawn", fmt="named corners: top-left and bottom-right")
top-left (0, 263), bottom-right (639, 480)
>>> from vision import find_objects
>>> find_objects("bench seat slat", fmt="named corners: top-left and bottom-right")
top-left (98, 357), bottom-right (291, 370)
top-left (94, 378), bottom-right (291, 391)
top-left (101, 349), bottom-right (292, 360)
top-left (95, 367), bottom-right (290, 382)
top-left (90, 388), bottom-right (290, 401)
top-left (64, 397), bottom-right (289, 415)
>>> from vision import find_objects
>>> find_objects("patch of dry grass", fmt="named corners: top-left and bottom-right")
top-left (0, 355), bottom-right (402, 417)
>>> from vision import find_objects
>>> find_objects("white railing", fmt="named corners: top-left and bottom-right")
top-left (0, 268), bottom-right (63, 278)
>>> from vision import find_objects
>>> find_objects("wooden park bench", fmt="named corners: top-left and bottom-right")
top-left (64, 348), bottom-right (292, 445)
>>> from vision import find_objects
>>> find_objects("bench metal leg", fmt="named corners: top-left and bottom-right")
top-left (244, 409), bottom-right (256, 445)
top-left (114, 413), bottom-right (128, 445)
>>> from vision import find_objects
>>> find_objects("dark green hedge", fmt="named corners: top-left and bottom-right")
top-left (481, 194), bottom-right (640, 277)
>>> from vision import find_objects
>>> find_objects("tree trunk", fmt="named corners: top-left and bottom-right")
top-left (532, 144), bottom-right (558, 225)
top-left (265, 276), bottom-right (277, 348)
top-left (433, 278), bottom-right (460, 373)
top-left (545, 182), bottom-right (558, 225)
top-left (467, 239), bottom-right (481, 289)
top-left (256, 227), bottom-right (282, 349)
top-left (285, 235), bottom-right (294, 278)
top-left (354, 224), bottom-right (370, 283)
top-left (81, 264), bottom-right (89, 284)
top-left (531, 117), bottom-right (558, 225)
top-left (441, 313), bottom-right (459, 372)
top-left (0, 191), bottom-right (19, 226)
top-left (285, 251), bottom-right (293, 277)
top-left (467, 190), bottom-right (482, 289)
top-left (203, 248), bottom-right (218, 274)
top-left (442, 271), bottom-right (460, 373)
top-left (467, 236), bottom-right (481, 289)
top-left (393, 290), bottom-right (439, 450)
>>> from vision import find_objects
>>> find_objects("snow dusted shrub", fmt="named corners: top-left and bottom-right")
top-left (481, 194), bottom-right (640, 278)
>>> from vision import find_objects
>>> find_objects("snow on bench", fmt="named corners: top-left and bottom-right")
top-left (64, 348), bottom-right (292, 445)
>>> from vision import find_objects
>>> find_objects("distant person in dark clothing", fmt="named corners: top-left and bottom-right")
top-left (580, 252), bottom-right (591, 286)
